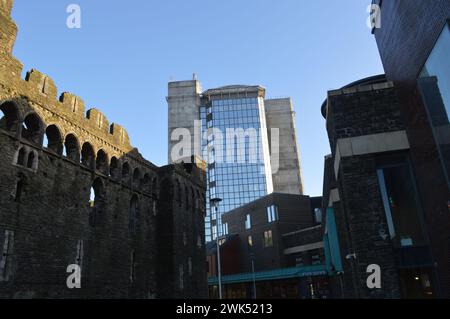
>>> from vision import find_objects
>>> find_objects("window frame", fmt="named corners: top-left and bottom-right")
top-left (375, 153), bottom-right (428, 248)
top-left (245, 214), bottom-right (251, 230)
top-left (267, 205), bottom-right (279, 223)
top-left (263, 230), bottom-right (273, 248)
top-left (417, 21), bottom-right (450, 190)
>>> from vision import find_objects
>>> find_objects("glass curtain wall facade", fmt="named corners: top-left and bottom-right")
top-left (201, 87), bottom-right (274, 242)
top-left (418, 22), bottom-right (450, 189)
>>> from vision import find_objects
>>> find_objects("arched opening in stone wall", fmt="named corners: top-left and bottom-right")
top-left (64, 134), bottom-right (80, 162)
top-left (44, 125), bottom-right (63, 155)
top-left (14, 174), bottom-right (26, 202)
top-left (89, 178), bottom-right (104, 227)
top-left (0, 101), bottom-right (20, 133)
top-left (142, 173), bottom-right (151, 193)
top-left (133, 167), bottom-right (141, 187)
top-left (122, 162), bottom-right (130, 180)
top-left (152, 177), bottom-right (158, 195)
top-left (129, 250), bottom-right (136, 284)
top-left (129, 194), bottom-right (139, 235)
top-left (96, 149), bottom-right (109, 175)
top-left (81, 142), bottom-right (95, 169)
top-left (17, 147), bottom-right (26, 166)
top-left (21, 113), bottom-right (43, 145)
top-left (110, 156), bottom-right (119, 178)
top-left (27, 151), bottom-right (35, 169)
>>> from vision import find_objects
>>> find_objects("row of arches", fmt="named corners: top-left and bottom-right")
top-left (0, 101), bottom-right (45, 145)
top-left (173, 179), bottom-right (204, 213)
top-left (1, 101), bottom-right (157, 193)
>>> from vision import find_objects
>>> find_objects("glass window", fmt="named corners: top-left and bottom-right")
top-left (314, 208), bottom-right (322, 224)
top-left (209, 168), bottom-right (215, 183)
top-left (247, 235), bottom-right (253, 249)
top-left (267, 205), bottom-right (279, 223)
top-left (245, 214), bottom-right (251, 230)
top-left (222, 223), bottom-right (229, 236)
top-left (420, 23), bottom-right (450, 115)
top-left (263, 230), bottom-right (273, 248)
top-left (212, 226), bottom-right (217, 240)
top-left (203, 96), bottom-right (272, 243)
top-left (376, 161), bottom-right (426, 248)
top-left (418, 22), bottom-right (450, 188)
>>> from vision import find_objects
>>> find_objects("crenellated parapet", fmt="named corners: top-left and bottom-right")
top-left (86, 108), bottom-right (110, 133)
top-left (25, 69), bottom-right (58, 99)
top-left (1, 67), bottom-right (137, 162)
top-left (0, 1), bottom-right (140, 166)
top-left (109, 122), bottom-right (130, 145)
top-left (0, 13), bottom-right (156, 188)
top-left (60, 92), bottom-right (86, 115)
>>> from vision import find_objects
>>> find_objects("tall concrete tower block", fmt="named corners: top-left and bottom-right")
top-left (167, 80), bottom-right (202, 164)
top-left (265, 98), bottom-right (304, 195)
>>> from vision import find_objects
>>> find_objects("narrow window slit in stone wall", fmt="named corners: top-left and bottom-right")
top-left (89, 178), bottom-right (105, 227)
top-left (0, 230), bottom-right (14, 282)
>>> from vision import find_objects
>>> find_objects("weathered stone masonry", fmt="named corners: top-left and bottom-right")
top-left (323, 78), bottom-right (406, 298)
top-left (0, 0), bottom-right (207, 298)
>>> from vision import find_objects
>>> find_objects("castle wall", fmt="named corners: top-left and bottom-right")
top-left (0, 1), bottom-right (207, 298)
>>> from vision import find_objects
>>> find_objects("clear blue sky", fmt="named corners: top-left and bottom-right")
top-left (11, 0), bottom-right (383, 196)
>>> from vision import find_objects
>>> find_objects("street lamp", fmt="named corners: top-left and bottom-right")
top-left (210, 197), bottom-right (223, 299)
top-left (250, 252), bottom-right (257, 299)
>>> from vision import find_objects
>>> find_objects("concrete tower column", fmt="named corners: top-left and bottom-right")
top-left (167, 80), bottom-right (202, 164)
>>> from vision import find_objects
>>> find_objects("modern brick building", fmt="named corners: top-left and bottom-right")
top-left (0, 1), bottom-right (207, 299)
top-left (207, 193), bottom-right (329, 299)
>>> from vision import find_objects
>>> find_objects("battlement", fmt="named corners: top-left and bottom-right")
top-left (0, 1), bottom-right (136, 156)
top-left (14, 67), bottom-right (133, 150)
top-left (86, 108), bottom-right (110, 132)
top-left (109, 123), bottom-right (130, 144)
top-left (25, 69), bottom-right (58, 99)
top-left (60, 92), bottom-right (86, 115)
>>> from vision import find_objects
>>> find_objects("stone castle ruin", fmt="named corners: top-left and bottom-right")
top-left (0, 0), bottom-right (207, 298)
